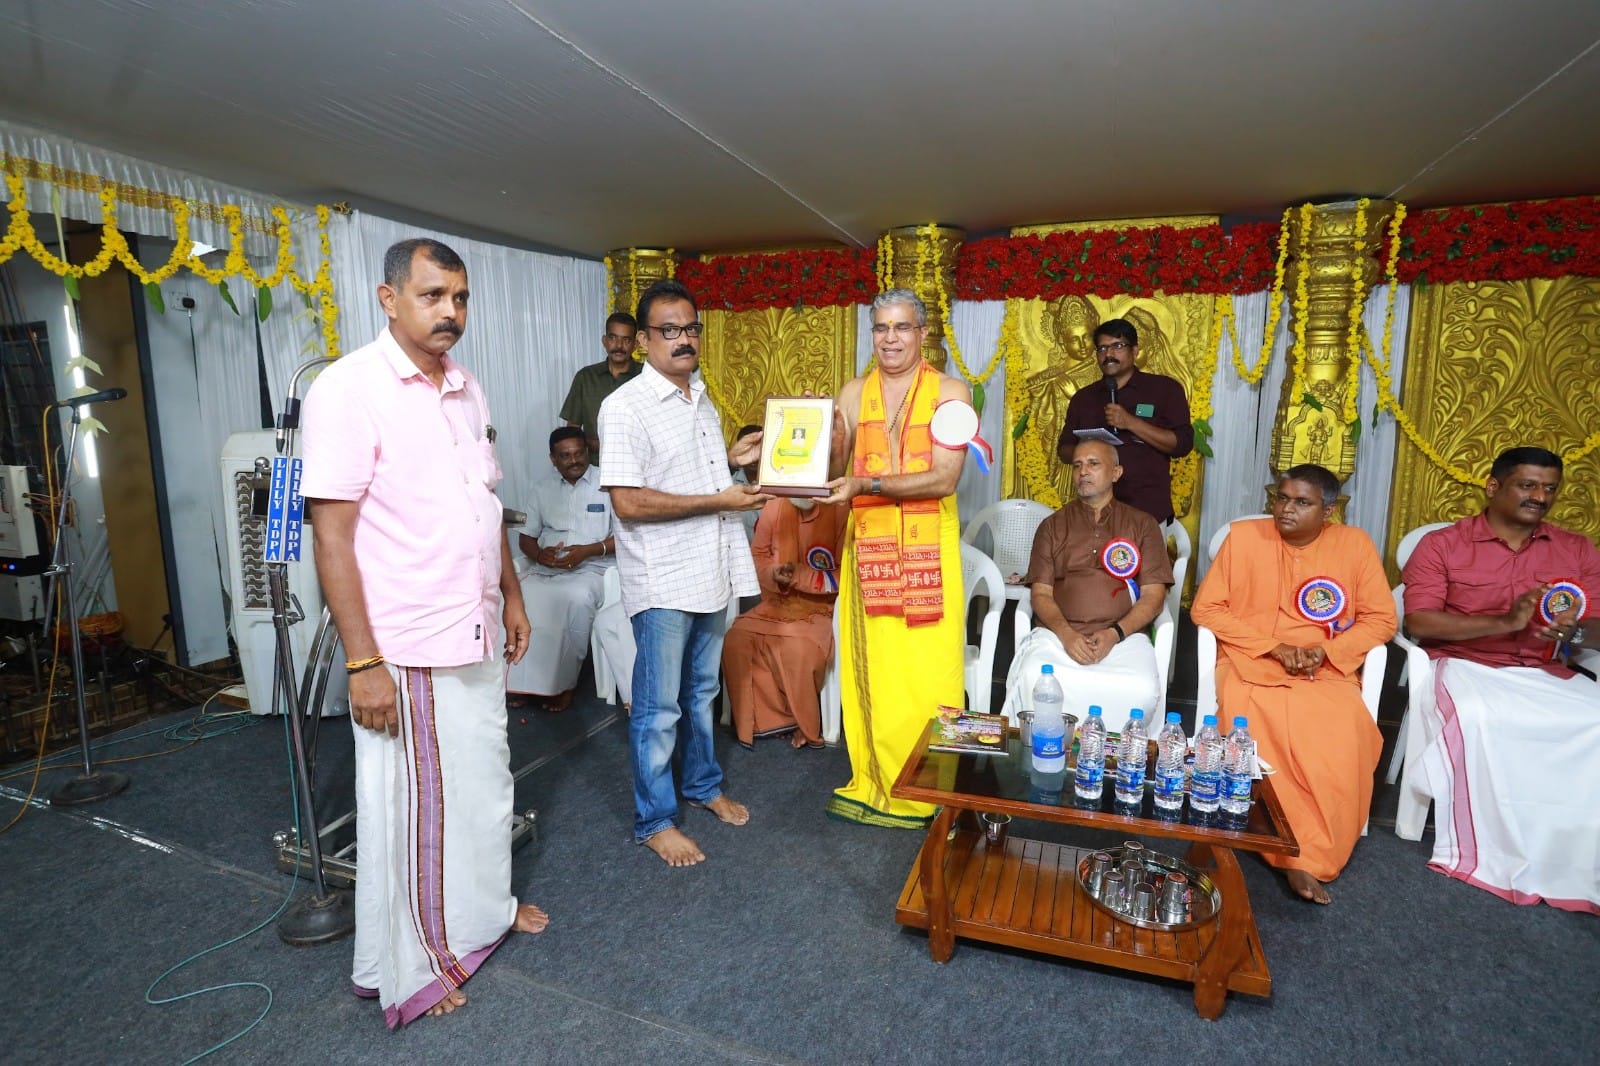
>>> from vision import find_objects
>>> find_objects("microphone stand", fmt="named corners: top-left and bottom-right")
top-left (44, 404), bottom-right (130, 806)
top-left (269, 357), bottom-right (354, 946)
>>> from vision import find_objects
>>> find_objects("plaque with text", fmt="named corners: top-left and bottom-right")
top-left (757, 396), bottom-right (834, 498)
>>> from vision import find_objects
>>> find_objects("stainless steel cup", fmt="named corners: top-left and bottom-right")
top-left (980, 812), bottom-right (1011, 847)
top-left (1101, 870), bottom-right (1127, 911)
top-left (1087, 851), bottom-right (1113, 897)
top-left (1132, 883), bottom-right (1158, 921)
top-left (1017, 710), bottom-right (1034, 752)
top-left (1161, 871), bottom-right (1190, 914)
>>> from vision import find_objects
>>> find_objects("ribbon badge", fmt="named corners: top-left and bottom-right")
top-left (1101, 538), bottom-right (1142, 602)
top-left (807, 544), bottom-right (839, 593)
top-left (1296, 577), bottom-right (1352, 638)
top-left (929, 399), bottom-right (994, 474)
top-left (1538, 580), bottom-right (1587, 659)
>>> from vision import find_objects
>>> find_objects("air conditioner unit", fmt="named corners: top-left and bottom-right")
top-left (220, 431), bottom-right (346, 716)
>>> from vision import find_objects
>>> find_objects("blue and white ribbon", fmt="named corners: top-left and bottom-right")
top-left (1295, 577), bottom-right (1352, 639)
top-left (1101, 538), bottom-right (1142, 602)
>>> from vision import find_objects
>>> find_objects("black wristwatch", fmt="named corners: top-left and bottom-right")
top-left (869, 477), bottom-right (883, 496)
top-left (1571, 625), bottom-right (1587, 646)
top-left (1111, 622), bottom-right (1126, 643)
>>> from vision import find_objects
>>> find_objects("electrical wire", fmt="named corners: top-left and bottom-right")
top-left (144, 701), bottom-right (302, 1063)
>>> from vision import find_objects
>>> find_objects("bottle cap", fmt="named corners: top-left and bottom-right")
top-left (1233, 716), bottom-right (1248, 729)
top-left (1041, 664), bottom-right (1054, 675)
top-left (1166, 712), bottom-right (1181, 723)
top-left (1129, 708), bottom-right (1144, 719)
top-left (1088, 705), bottom-right (1102, 716)
top-left (1203, 714), bottom-right (1218, 726)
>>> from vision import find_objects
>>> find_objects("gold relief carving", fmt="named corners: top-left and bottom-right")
top-left (1269, 201), bottom-right (1395, 487)
top-left (881, 224), bottom-right (964, 371)
top-left (1001, 292), bottom-right (1213, 518)
top-left (1385, 277), bottom-right (1600, 570)
top-left (699, 306), bottom-right (856, 440)
top-left (606, 247), bottom-right (677, 316)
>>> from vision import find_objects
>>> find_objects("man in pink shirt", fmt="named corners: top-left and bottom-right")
top-left (1401, 446), bottom-right (1600, 913)
top-left (302, 238), bottom-right (546, 1027)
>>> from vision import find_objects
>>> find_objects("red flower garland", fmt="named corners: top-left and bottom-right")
top-left (670, 197), bottom-right (1600, 311)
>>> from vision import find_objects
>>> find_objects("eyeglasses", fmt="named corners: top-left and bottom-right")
top-left (1094, 341), bottom-right (1131, 355)
top-left (643, 322), bottom-right (703, 339)
top-left (870, 322), bottom-right (924, 336)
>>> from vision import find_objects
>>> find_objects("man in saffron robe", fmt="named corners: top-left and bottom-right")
top-left (1192, 463), bottom-right (1396, 904)
top-left (821, 288), bottom-right (969, 828)
top-left (722, 497), bottom-right (849, 748)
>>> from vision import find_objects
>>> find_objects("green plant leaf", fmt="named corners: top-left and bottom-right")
top-left (971, 382), bottom-right (985, 417)
top-left (218, 280), bottom-right (240, 316)
top-left (145, 282), bottom-right (166, 314)
top-left (257, 285), bottom-right (273, 323)
top-left (1371, 402), bottom-right (1381, 428)
top-left (1349, 418), bottom-right (1363, 445)
top-left (1012, 412), bottom-right (1030, 440)
top-left (63, 275), bottom-right (80, 302)
top-left (1195, 438), bottom-right (1215, 459)
top-left (1193, 417), bottom-right (1213, 437)
top-left (1300, 391), bottom-right (1324, 411)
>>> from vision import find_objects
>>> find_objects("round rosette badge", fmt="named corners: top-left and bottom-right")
top-left (807, 544), bottom-right (839, 593)
top-left (1295, 577), bottom-right (1352, 638)
top-left (1538, 580), bottom-right (1586, 657)
top-left (1101, 538), bottom-right (1142, 602)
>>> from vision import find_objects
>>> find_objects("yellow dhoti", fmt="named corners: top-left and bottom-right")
top-left (826, 495), bottom-right (965, 828)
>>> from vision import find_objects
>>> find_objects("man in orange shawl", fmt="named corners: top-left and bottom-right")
top-left (723, 497), bottom-right (849, 748)
top-left (1192, 464), bottom-right (1396, 904)
top-left (821, 288), bottom-right (970, 828)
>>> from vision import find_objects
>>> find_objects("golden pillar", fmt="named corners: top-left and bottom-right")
top-left (606, 247), bottom-right (678, 317)
top-left (1269, 200), bottom-right (1395, 506)
top-left (880, 224), bottom-right (965, 371)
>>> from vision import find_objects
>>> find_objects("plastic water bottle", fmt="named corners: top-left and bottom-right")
top-left (1189, 715), bottom-right (1225, 814)
top-left (1114, 708), bottom-right (1149, 804)
top-left (1153, 712), bottom-right (1188, 813)
top-left (1074, 705), bottom-right (1108, 800)
top-left (1221, 716), bottom-right (1256, 816)
top-left (1030, 665), bottom-right (1066, 773)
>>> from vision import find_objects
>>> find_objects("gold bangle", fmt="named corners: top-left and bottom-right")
top-left (345, 654), bottom-right (385, 672)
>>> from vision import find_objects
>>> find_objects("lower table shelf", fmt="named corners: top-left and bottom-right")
top-left (895, 829), bottom-right (1271, 1001)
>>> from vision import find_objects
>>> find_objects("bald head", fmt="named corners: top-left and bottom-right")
top-left (1070, 438), bottom-right (1123, 506)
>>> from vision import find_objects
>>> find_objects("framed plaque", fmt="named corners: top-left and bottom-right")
top-left (756, 396), bottom-right (834, 498)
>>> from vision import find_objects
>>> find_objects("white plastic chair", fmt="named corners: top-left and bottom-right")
top-left (1159, 519), bottom-right (1192, 680)
top-left (960, 541), bottom-right (1007, 717)
top-left (1194, 515), bottom-right (1387, 834)
top-left (819, 608), bottom-right (842, 744)
top-left (591, 565), bottom-right (620, 703)
top-left (962, 499), bottom-right (1054, 648)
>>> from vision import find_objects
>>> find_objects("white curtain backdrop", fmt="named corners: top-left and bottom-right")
top-left (1343, 283), bottom-right (1412, 561)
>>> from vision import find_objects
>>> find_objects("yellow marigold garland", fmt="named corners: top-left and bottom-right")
top-left (1235, 209), bottom-right (1292, 384)
top-left (924, 222), bottom-right (1003, 385)
top-left (1341, 198), bottom-right (1371, 430)
top-left (1285, 202), bottom-right (1314, 402)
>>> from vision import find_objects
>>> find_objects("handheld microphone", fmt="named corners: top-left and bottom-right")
top-left (53, 387), bottom-right (128, 408)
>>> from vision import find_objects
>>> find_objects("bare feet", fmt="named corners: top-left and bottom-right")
top-left (513, 901), bottom-right (550, 933)
top-left (1287, 869), bottom-right (1332, 904)
top-left (702, 794), bottom-right (750, 826)
top-left (644, 826), bottom-right (705, 867)
top-left (543, 689), bottom-right (574, 713)
top-left (423, 989), bottom-right (467, 1017)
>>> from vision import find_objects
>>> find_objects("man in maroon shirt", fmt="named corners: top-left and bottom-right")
top-left (1399, 446), bottom-right (1599, 913)
top-left (1056, 318), bottom-right (1193, 524)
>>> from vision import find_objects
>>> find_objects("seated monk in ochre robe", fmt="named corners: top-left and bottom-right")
top-left (722, 497), bottom-right (849, 748)
top-left (1192, 464), bottom-right (1396, 905)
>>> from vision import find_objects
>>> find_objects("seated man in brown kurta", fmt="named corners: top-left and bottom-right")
top-left (722, 497), bottom-right (849, 748)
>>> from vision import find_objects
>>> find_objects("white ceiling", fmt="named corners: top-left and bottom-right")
top-left (3, 0), bottom-right (1599, 258)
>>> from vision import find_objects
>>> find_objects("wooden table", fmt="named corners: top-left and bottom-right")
top-left (891, 724), bottom-right (1299, 1019)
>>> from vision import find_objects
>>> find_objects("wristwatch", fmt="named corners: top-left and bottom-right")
top-left (1111, 622), bottom-right (1126, 643)
top-left (869, 477), bottom-right (883, 496)
top-left (1571, 625), bottom-right (1587, 646)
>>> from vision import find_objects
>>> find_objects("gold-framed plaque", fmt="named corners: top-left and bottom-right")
top-left (756, 396), bottom-right (833, 498)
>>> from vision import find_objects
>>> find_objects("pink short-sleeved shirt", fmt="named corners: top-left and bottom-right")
top-left (1401, 511), bottom-right (1600, 673)
top-left (300, 327), bottom-right (505, 668)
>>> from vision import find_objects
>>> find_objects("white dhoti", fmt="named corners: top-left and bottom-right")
top-left (1001, 629), bottom-right (1160, 736)
top-left (506, 567), bottom-right (603, 695)
top-left (592, 599), bottom-right (637, 705)
top-left (351, 657), bottom-right (519, 1027)
top-left (1422, 658), bottom-right (1600, 914)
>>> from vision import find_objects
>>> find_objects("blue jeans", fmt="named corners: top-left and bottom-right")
top-left (628, 607), bottom-right (727, 842)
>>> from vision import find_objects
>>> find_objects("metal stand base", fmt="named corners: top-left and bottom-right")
top-left (277, 887), bottom-right (356, 947)
top-left (50, 770), bottom-right (131, 806)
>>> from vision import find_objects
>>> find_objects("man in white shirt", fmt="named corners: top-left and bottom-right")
top-left (507, 426), bottom-right (615, 712)
top-left (598, 279), bottom-right (769, 867)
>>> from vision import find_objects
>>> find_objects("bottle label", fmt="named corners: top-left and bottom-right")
top-left (1191, 772), bottom-right (1221, 802)
top-left (1155, 769), bottom-right (1184, 796)
top-left (1117, 765), bottom-right (1145, 789)
top-left (1075, 764), bottom-right (1103, 787)
top-left (1225, 774), bottom-right (1253, 800)
top-left (1032, 734), bottom-right (1063, 760)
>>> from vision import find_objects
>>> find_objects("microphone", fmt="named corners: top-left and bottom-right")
top-left (1107, 380), bottom-right (1117, 429)
top-left (53, 387), bottom-right (128, 408)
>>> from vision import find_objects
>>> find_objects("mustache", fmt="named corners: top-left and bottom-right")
top-left (672, 344), bottom-right (696, 357)
top-left (432, 321), bottom-right (462, 336)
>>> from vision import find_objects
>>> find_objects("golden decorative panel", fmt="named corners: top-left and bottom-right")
top-left (880, 224), bottom-right (964, 371)
top-left (1386, 277), bottom-right (1600, 565)
top-left (1002, 292), bottom-right (1214, 517)
top-left (699, 306), bottom-right (856, 440)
